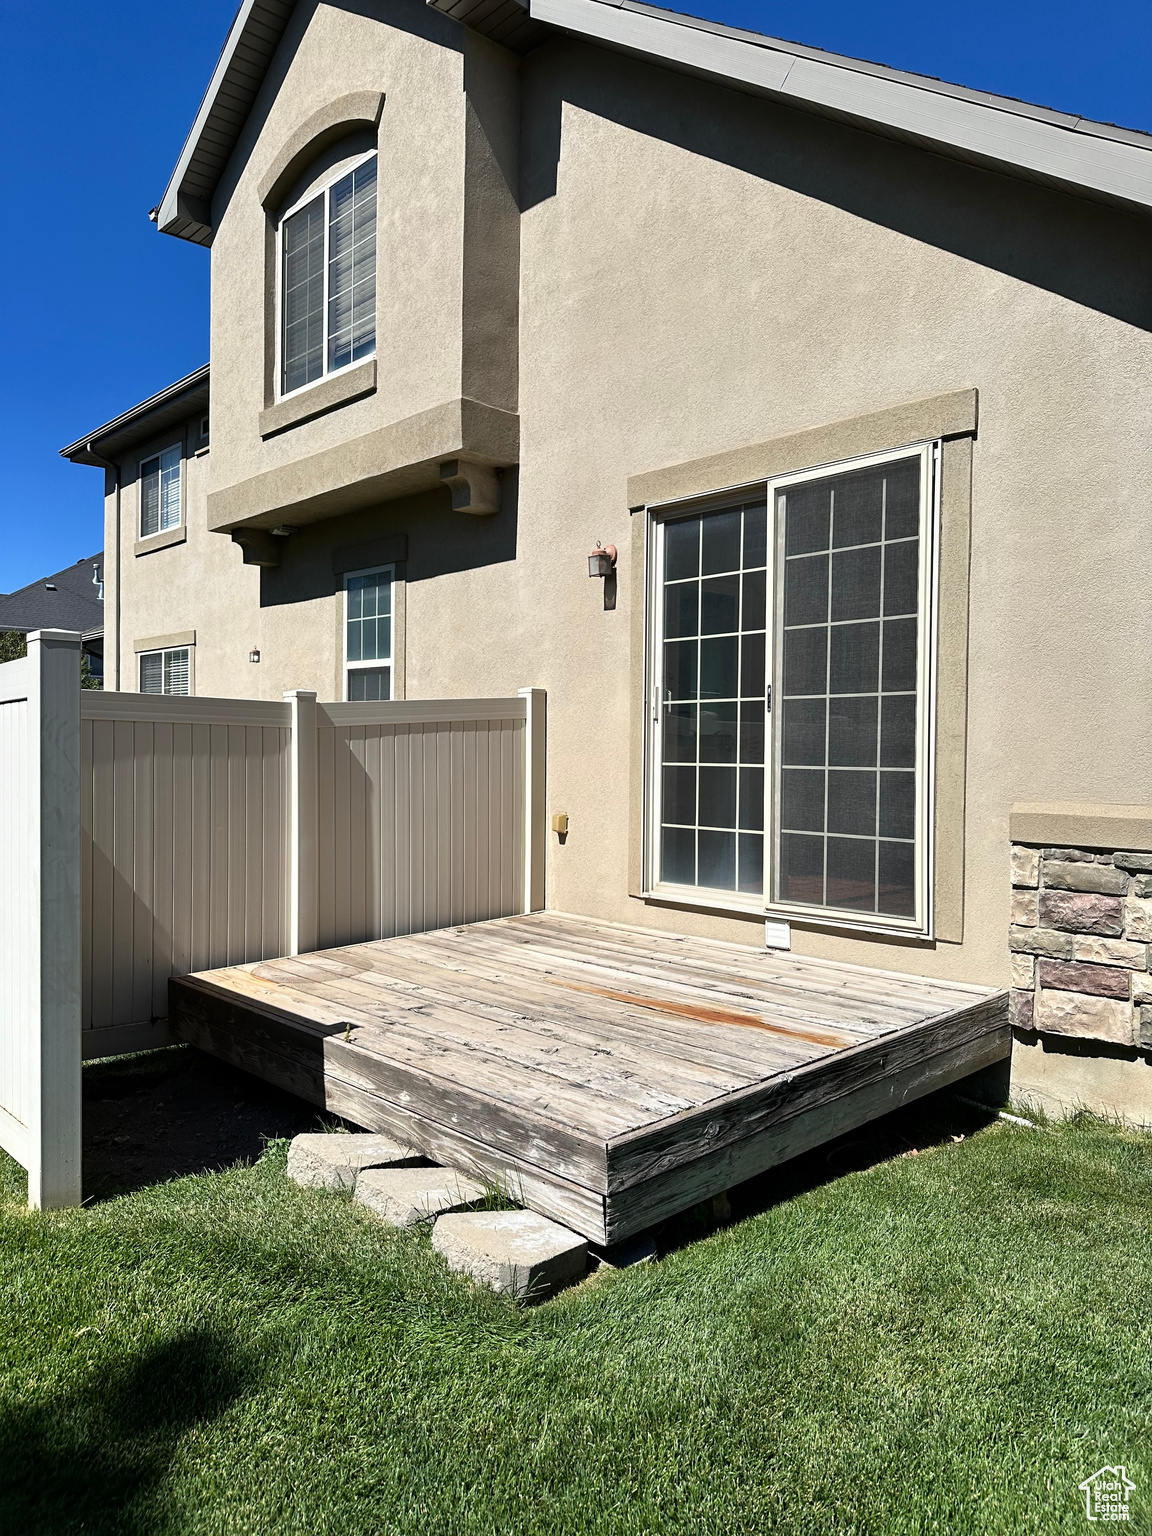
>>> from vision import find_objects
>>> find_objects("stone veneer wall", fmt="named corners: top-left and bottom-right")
top-left (1009, 844), bottom-right (1152, 1048)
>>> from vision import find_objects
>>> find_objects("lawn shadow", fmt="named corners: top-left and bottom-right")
top-left (653, 1068), bottom-right (1009, 1257)
top-left (83, 1045), bottom-right (337, 1202)
top-left (0, 1327), bottom-right (259, 1536)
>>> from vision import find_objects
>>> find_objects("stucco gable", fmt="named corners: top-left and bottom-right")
top-left (156, 0), bottom-right (1152, 245)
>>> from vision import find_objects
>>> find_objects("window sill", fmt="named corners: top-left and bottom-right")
top-left (260, 358), bottom-right (376, 439)
top-left (637, 885), bottom-right (766, 921)
top-left (134, 524), bottom-right (186, 557)
top-left (635, 885), bottom-right (932, 941)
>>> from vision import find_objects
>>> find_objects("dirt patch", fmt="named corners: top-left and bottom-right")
top-left (83, 1045), bottom-right (339, 1203)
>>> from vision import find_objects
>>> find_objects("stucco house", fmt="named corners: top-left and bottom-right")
top-left (62, 0), bottom-right (1152, 1125)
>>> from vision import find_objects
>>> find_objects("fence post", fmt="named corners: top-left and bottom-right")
top-left (284, 690), bottom-right (318, 955)
top-left (518, 687), bottom-right (547, 914)
top-left (28, 630), bottom-right (82, 1209)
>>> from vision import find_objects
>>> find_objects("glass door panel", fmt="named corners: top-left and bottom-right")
top-left (773, 455), bottom-right (922, 920)
top-left (658, 499), bottom-right (767, 896)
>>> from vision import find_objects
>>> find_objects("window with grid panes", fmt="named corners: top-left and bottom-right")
top-left (344, 567), bottom-right (392, 700)
top-left (774, 456), bottom-right (923, 919)
top-left (649, 446), bottom-right (933, 931)
top-left (658, 500), bottom-right (768, 895)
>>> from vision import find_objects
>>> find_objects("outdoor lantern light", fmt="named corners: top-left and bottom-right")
top-left (588, 542), bottom-right (617, 578)
top-left (249, 649), bottom-right (261, 664)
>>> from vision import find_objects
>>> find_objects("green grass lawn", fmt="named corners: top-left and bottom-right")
top-left (0, 1059), bottom-right (1149, 1535)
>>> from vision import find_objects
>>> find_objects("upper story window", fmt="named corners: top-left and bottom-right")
top-left (139, 445), bottom-right (182, 538)
top-left (280, 153), bottom-right (377, 398)
top-left (344, 565), bottom-right (393, 701)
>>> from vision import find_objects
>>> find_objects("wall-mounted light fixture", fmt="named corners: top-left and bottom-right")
top-left (587, 542), bottom-right (617, 578)
top-left (588, 542), bottom-right (618, 611)
top-left (249, 649), bottom-right (261, 664)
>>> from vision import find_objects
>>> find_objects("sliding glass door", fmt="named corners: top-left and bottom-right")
top-left (648, 444), bottom-right (935, 934)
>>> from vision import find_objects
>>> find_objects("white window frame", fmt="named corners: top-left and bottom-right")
top-left (643, 440), bottom-right (940, 939)
top-left (138, 645), bottom-right (193, 697)
top-left (276, 149), bottom-right (378, 403)
top-left (342, 563), bottom-right (394, 702)
top-left (138, 443), bottom-right (183, 539)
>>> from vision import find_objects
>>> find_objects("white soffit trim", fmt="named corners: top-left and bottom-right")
top-left (156, 0), bottom-right (296, 245)
top-left (532, 0), bottom-right (1152, 212)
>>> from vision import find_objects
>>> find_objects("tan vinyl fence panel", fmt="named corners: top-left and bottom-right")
top-left (81, 695), bottom-right (292, 1052)
top-left (315, 700), bottom-right (528, 948)
top-left (1, 674), bottom-right (543, 1206)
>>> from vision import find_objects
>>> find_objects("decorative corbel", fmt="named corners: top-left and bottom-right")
top-left (231, 529), bottom-right (282, 567)
top-left (439, 458), bottom-right (500, 515)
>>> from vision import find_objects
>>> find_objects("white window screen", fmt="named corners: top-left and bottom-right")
top-left (282, 156), bottom-right (376, 396)
top-left (139, 647), bottom-right (191, 696)
top-left (345, 568), bottom-right (392, 700)
top-left (140, 447), bottom-right (181, 538)
top-left (774, 456), bottom-right (922, 920)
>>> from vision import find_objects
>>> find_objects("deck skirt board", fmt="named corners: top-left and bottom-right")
top-left (604, 1026), bottom-right (1012, 1241)
top-left (169, 912), bottom-right (1009, 1244)
top-left (604, 994), bottom-right (1009, 1191)
top-left (175, 975), bottom-right (613, 1185)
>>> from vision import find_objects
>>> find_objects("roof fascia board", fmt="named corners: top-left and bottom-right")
top-left (156, 0), bottom-right (275, 244)
top-left (60, 366), bottom-right (210, 465)
top-left (533, 0), bottom-right (1152, 213)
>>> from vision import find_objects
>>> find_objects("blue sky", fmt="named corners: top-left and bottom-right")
top-left (0, 0), bottom-right (1149, 593)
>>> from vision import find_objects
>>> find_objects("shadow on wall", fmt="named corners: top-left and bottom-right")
top-left (257, 472), bottom-right (519, 610)
top-left (521, 38), bottom-right (1152, 334)
top-left (0, 1328), bottom-right (261, 1536)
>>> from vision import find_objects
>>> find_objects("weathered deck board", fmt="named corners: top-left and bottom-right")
top-left (170, 912), bottom-right (1009, 1244)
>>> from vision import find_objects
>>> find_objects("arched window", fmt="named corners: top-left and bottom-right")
top-left (279, 150), bottom-right (377, 397)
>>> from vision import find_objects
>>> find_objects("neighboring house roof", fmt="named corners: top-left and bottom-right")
top-left (59, 365), bottom-right (210, 468)
top-left (0, 556), bottom-right (105, 638)
top-left (155, 0), bottom-right (1152, 245)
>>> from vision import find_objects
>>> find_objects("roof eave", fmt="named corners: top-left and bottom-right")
top-left (156, 0), bottom-right (297, 246)
top-left (60, 365), bottom-right (211, 466)
top-left (440, 0), bottom-right (1152, 216)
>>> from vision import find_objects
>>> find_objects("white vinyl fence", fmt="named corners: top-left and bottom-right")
top-left (0, 633), bottom-right (82, 1208)
top-left (0, 635), bottom-right (545, 1208)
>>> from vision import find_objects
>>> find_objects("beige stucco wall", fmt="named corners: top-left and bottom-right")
top-left (206, 0), bottom-right (518, 522)
top-left (108, 416), bottom-right (263, 698)
top-left (120, 3), bottom-right (1152, 1007)
top-left (490, 41), bottom-right (1152, 991)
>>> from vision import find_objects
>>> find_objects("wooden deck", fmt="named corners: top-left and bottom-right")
top-left (169, 912), bottom-right (1009, 1245)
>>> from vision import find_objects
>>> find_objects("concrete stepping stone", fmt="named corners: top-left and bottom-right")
top-left (354, 1166), bottom-right (487, 1228)
top-left (287, 1132), bottom-right (422, 1190)
top-left (432, 1210), bottom-right (588, 1301)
